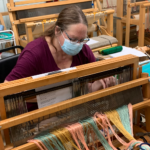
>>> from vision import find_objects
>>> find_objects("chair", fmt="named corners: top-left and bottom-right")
top-left (0, 46), bottom-right (24, 83)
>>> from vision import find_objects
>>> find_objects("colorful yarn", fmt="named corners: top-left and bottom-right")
top-left (105, 110), bottom-right (135, 141)
top-left (66, 123), bottom-right (89, 150)
top-left (80, 118), bottom-right (113, 150)
top-left (28, 103), bottom-right (150, 150)
top-left (94, 113), bottom-right (130, 149)
top-left (116, 105), bottom-right (132, 135)
top-left (52, 128), bottom-right (79, 150)
top-left (128, 104), bottom-right (133, 136)
top-left (33, 131), bottom-right (66, 150)
top-left (28, 139), bottom-right (45, 150)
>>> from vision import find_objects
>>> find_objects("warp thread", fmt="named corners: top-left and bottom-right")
top-left (28, 104), bottom-right (150, 150)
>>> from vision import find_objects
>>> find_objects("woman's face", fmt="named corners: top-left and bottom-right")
top-left (56, 23), bottom-right (88, 46)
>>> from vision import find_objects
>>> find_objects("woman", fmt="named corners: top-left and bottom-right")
top-left (5, 6), bottom-right (114, 92)
top-left (5, 6), bottom-right (95, 81)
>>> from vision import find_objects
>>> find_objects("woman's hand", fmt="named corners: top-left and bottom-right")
top-left (88, 76), bottom-right (116, 92)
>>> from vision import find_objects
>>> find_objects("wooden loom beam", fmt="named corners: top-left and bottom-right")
top-left (17, 8), bottom-right (115, 24)
top-left (19, 8), bottom-right (103, 23)
top-left (142, 2), bottom-right (150, 8)
top-left (128, 1), bottom-right (149, 7)
top-left (8, 0), bottom-right (92, 12)
top-left (0, 55), bottom-right (139, 97)
top-left (0, 78), bottom-right (148, 130)
top-left (14, 0), bottom-right (53, 6)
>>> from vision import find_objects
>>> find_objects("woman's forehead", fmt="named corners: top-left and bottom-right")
top-left (67, 23), bottom-right (87, 37)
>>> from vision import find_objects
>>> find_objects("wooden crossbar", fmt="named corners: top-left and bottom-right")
top-left (0, 77), bottom-right (148, 130)
top-left (14, 0), bottom-right (53, 6)
top-left (21, 9), bottom-right (114, 24)
top-left (19, 8), bottom-right (96, 23)
top-left (0, 55), bottom-right (139, 97)
top-left (8, 0), bottom-right (92, 11)
top-left (142, 2), bottom-right (150, 7)
top-left (128, 1), bottom-right (149, 7)
top-left (14, 0), bottom-right (103, 6)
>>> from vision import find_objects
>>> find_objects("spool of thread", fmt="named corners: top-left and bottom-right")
top-left (98, 47), bottom-right (114, 54)
top-left (101, 46), bottom-right (123, 55)
top-left (0, 25), bottom-right (4, 31)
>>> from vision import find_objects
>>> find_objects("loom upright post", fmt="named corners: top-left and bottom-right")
top-left (7, 2), bottom-right (21, 53)
top-left (107, 13), bottom-right (114, 36)
top-left (0, 97), bottom-right (11, 146)
top-left (138, 4), bottom-right (146, 46)
top-left (0, 131), bottom-right (4, 150)
top-left (125, 0), bottom-right (131, 47)
top-left (25, 23), bottom-right (34, 43)
top-left (116, 0), bottom-right (124, 45)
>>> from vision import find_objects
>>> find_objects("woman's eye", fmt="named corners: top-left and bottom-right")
top-left (71, 39), bottom-right (78, 42)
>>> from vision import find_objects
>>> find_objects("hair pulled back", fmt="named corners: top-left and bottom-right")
top-left (43, 5), bottom-right (88, 41)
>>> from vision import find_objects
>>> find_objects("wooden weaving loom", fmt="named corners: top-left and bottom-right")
top-left (0, 54), bottom-right (150, 149)
top-left (0, 12), bottom-right (9, 31)
top-left (7, 0), bottom-right (117, 53)
top-left (116, 0), bottom-right (150, 47)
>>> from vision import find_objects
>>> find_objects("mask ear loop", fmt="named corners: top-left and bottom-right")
top-left (56, 29), bottom-right (65, 47)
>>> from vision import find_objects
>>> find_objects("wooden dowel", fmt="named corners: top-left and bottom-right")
top-left (15, 0), bottom-right (53, 6)
top-left (8, 0), bottom-right (92, 11)
top-left (128, 1), bottom-right (149, 7)
top-left (142, 2), bottom-right (150, 8)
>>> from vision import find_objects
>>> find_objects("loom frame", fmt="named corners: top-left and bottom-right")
top-left (116, 0), bottom-right (150, 47)
top-left (0, 54), bottom-right (150, 150)
top-left (0, 12), bottom-right (9, 30)
top-left (7, 0), bottom-right (115, 53)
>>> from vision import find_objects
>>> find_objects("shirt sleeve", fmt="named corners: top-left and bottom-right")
top-left (84, 44), bottom-right (96, 63)
top-left (5, 50), bottom-right (38, 81)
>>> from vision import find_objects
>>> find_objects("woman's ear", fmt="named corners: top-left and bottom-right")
top-left (55, 26), bottom-right (61, 36)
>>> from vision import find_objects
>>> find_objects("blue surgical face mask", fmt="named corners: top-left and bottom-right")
top-left (58, 32), bottom-right (83, 56)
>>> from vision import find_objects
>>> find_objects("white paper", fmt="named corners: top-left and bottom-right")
top-left (110, 46), bottom-right (147, 58)
top-left (37, 87), bottom-right (72, 108)
top-left (86, 39), bottom-right (99, 45)
top-left (32, 67), bottom-right (76, 79)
